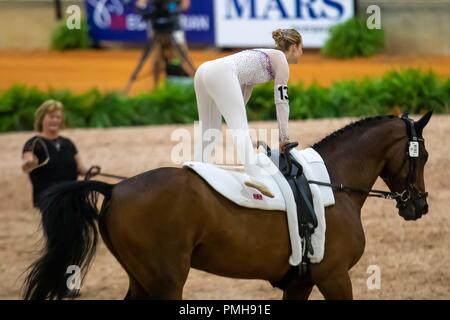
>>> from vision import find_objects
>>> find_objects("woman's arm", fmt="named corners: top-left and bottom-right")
top-left (74, 154), bottom-right (89, 176)
top-left (22, 151), bottom-right (39, 174)
top-left (272, 52), bottom-right (291, 144)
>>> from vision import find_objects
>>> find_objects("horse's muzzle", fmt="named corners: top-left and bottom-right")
top-left (398, 196), bottom-right (428, 221)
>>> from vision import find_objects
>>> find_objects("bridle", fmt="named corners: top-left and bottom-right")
top-left (307, 115), bottom-right (428, 205)
top-left (387, 114), bottom-right (428, 209)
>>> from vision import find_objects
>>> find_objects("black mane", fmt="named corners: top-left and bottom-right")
top-left (311, 115), bottom-right (398, 149)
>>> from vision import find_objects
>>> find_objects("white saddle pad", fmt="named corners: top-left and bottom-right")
top-left (183, 147), bottom-right (335, 264)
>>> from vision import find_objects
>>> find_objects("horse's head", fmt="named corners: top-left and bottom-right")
top-left (380, 111), bottom-right (432, 221)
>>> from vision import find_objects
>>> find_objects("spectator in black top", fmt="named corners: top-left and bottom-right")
top-left (22, 100), bottom-right (89, 208)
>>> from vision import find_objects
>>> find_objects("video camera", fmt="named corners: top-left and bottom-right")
top-left (140, 0), bottom-right (182, 33)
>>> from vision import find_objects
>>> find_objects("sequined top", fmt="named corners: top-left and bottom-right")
top-left (224, 49), bottom-right (275, 86)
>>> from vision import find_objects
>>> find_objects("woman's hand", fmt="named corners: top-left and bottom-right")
top-left (74, 154), bottom-right (90, 176)
top-left (280, 139), bottom-right (291, 153)
top-left (280, 139), bottom-right (299, 153)
top-left (22, 152), bottom-right (39, 173)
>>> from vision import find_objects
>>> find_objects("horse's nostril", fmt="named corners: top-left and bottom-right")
top-left (423, 204), bottom-right (429, 214)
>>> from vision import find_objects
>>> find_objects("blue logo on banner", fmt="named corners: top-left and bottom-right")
top-left (85, 0), bottom-right (215, 44)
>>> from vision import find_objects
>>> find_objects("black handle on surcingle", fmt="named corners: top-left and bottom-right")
top-left (283, 141), bottom-right (299, 152)
top-left (283, 141), bottom-right (299, 175)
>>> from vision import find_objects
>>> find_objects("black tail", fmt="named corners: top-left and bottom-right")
top-left (22, 180), bottom-right (114, 300)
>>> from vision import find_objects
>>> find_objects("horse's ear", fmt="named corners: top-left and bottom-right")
top-left (414, 110), bottom-right (433, 136)
top-left (401, 111), bottom-right (409, 119)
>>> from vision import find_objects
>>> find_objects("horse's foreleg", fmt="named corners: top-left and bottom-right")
top-left (315, 272), bottom-right (353, 300)
top-left (282, 280), bottom-right (314, 300)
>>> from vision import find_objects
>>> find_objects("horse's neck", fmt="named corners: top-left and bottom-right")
top-left (317, 120), bottom-right (402, 207)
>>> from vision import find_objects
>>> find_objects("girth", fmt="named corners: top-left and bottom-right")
top-left (270, 143), bottom-right (318, 290)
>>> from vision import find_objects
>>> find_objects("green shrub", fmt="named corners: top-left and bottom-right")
top-left (0, 86), bottom-right (47, 131)
top-left (51, 18), bottom-right (92, 50)
top-left (322, 17), bottom-right (385, 58)
top-left (0, 70), bottom-right (448, 133)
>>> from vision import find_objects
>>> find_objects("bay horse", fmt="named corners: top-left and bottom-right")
top-left (22, 112), bottom-right (432, 300)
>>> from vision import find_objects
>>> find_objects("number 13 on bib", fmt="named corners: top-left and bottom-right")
top-left (276, 85), bottom-right (289, 102)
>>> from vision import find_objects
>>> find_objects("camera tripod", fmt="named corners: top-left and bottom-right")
top-left (123, 30), bottom-right (196, 94)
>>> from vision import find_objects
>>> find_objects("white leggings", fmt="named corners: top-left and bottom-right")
top-left (194, 59), bottom-right (260, 176)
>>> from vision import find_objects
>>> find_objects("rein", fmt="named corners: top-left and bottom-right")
top-left (308, 114), bottom-right (428, 204)
top-left (306, 180), bottom-right (412, 200)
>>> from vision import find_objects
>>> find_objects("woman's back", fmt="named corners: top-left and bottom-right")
top-left (218, 48), bottom-right (287, 86)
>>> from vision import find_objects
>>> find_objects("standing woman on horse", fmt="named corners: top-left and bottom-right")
top-left (194, 29), bottom-right (303, 196)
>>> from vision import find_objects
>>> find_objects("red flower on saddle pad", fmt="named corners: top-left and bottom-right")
top-left (253, 193), bottom-right (263, 200)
